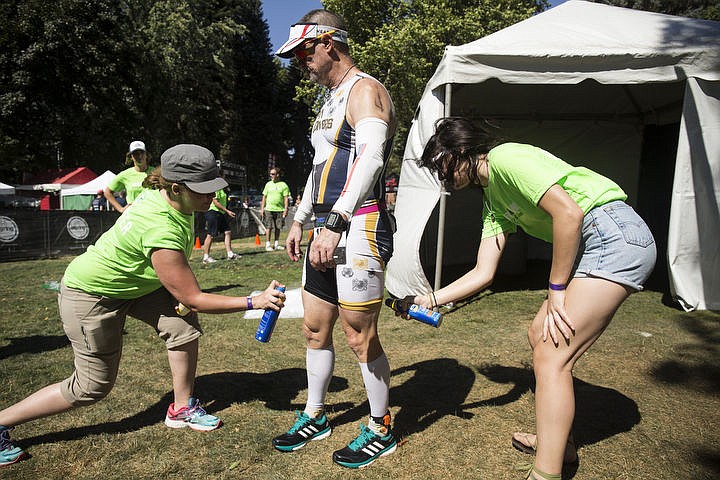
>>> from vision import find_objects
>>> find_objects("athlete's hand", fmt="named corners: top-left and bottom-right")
top-left (544, 289), bottom-right (575, 345)
top-left (286, 222), bottom-right (304, 262)
top-left (309, 228), bottom-right (341, 272)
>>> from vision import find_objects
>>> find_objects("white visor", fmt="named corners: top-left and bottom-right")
top-left (275, 23), bottom-right (348, 58)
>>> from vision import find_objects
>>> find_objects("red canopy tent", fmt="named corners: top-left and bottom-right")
top-left (22, 167), bottom-right (98, 210)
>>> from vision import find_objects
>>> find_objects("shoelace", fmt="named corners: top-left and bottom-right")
top-left (288, 411), bottom-right (312, 434)
top-left (348, 424), bottom-right (377, 451)
top-left (0, 429), bottom-right (12, 450)
top-left (187, 403), bottom-right (208, 420)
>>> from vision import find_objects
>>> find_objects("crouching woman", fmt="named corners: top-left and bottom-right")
top-left (0, 144), bottom-right (285, 466)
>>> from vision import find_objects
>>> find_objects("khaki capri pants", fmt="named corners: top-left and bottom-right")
top-left (58, 281), bottom-right (203, 407)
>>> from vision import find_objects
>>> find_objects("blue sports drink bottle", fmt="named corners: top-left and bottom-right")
top-left (255, 286), bottom-right (286, 343)
top-left (385, 298), bottom-right (443, 328)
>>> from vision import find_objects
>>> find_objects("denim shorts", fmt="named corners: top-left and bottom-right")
top-left (572, 201), bottom-right (657, 291)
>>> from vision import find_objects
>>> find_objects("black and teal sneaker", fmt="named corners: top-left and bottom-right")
top-left (272, 411), bottom-right (332, 452)
top-left (332, 422), bottom-right (397, 469)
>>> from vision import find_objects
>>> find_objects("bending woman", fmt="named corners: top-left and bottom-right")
top-left (0, 144), bottom-right (285, 466)
top-left (412, 117), bottom-right (656, 480)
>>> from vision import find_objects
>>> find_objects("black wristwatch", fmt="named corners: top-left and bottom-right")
top-left (324, 211), bottom-right (348, 233)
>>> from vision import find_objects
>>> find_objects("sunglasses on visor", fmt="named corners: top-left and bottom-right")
top-left (293, 29), bottom-right (337, 60)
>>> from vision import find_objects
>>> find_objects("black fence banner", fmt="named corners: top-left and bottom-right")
top-left (0, 207), bottom-right (261, 262)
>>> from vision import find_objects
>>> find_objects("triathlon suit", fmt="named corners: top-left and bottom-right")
top-left (297, 73), bottom-right (395, 311)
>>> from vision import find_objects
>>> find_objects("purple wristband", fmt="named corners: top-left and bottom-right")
top-left (246, 296), bottom-right (254, 309)
top-left (548, 282), bottom-right (566, 291)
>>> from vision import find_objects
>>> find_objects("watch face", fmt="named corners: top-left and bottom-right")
top-left (325, 212), bottom-right (346, 231)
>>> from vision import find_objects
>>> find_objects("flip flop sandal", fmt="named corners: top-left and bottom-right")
top-left (512, 432), bottom-right (537, 455)
top-left (511, 432), bottom-right (579, 464)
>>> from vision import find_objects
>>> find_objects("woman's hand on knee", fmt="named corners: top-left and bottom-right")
top-left (545, 290), bottom-right (575, 344)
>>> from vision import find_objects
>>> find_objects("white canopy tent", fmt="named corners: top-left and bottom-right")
top-left (387, 0), bottom-right (720, 310)
top-left (0, 182), bottom-right (15, 195)
top-left (60, 170), bottom-right (116, 210)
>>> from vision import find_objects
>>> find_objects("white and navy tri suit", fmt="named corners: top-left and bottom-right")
top-left (294, 73), bottom-right (395, 311)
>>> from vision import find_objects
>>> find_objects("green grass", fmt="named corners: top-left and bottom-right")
top-left (1, 237), bottom-right (719, 479)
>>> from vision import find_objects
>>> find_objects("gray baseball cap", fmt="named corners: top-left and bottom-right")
top-left (161, 144), bottom-right (228, 194)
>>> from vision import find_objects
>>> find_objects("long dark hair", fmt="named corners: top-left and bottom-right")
top-left (418, 117), bottom-right (500, 187)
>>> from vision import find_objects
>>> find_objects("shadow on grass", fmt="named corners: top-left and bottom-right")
top-left (17, 361), bottom-right (640, 460)
top-left (647, 311), bottom-right (720, 476)
top-left (325, 358), bottom-right (476, 437)
top-left (201, 283), bottom-right (247, 294)
top-left (0, 335), bottom-right (70, 359)
top-left (649, 313), bottom-right (720, 393)
top-left (302, 359), bottom-right (639, 456)
top-left (17, 369), bottom-right (349, 449)
top-left (461, 364), bottom-right (640, 455)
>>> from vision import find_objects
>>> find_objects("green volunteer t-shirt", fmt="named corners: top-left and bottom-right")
top-left (481, 143), bottom-right (627, 243)
top-left (63, 189), bottom-right (194, 299)
top-left (108, 166), bottom-right (149, 203)
top-left (209, 189), bottom-right (227, 212)
top-left (262, 180), bottom-right (290, 212)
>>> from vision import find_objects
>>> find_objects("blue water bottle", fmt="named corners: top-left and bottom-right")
top-left (385, 298), bottom-right (443, 328)
top-left (255, 286), bottom-right (286, 343)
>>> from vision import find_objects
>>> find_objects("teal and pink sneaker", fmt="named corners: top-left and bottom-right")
top-left (0, 426), bottom-right (27, 467)
top-left (164, 397), bottom-right (222, 432)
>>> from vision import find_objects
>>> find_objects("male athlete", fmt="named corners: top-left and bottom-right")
top-left (273, 9), bottom-right (397, 469)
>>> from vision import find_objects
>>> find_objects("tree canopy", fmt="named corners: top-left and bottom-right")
top-left (1, 0), bottom-right (715, 189)
top-left (0, 0), bottom-right (289, 188)
top-left (294, 0), bottom-right (546, 173)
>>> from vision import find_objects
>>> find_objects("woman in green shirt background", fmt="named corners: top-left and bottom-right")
top-left (104, 140), bottom-right (150, 213)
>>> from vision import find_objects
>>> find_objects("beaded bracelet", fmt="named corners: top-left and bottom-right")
top-left (548, 282), bottom-right (566, 291)
top-left (246, 296), bottom-right (254, 309)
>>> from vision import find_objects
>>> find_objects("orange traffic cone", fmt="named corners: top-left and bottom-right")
top-left (194, 236), bottom-right (202, 249)
top-left (307, 229), bottom-right (313, 242)
top-left (254, 233), bottom-right (261, 246)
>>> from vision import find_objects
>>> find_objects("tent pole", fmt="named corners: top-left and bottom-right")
top-left (434, 83), bottom-right (452, 291)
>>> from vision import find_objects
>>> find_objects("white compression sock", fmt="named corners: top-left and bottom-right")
top-left (359, 352), bottom-right (391, 419)
top-left (304, 346), bottom-right (335, 418)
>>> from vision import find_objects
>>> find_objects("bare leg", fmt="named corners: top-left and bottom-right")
top-left (302, 289), bottom-right (338, 350)
top-left (223, 231), bottom-right (232, 253)
top-left (265, 221), bottom-right (272, 247)
top-left (339, 304), bottom-right (383, 363)
top-left (530, 277), bottom-right (630, 475)
top-left (167, 339), bottom-right (198, 407)
top-left (0, 383), bottom-right (74, 427)
top-left (202, 234), bottom-right (212, 258)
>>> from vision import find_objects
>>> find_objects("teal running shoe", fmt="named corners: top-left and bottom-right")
top-left (272, 411), bottom-right (332, 452)
top-left (0, 426), bottom-right (27, 467)
top-left (332, 422), bottom-right (397, 469)
top-left (164, 397), bottom-right (222, 432)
